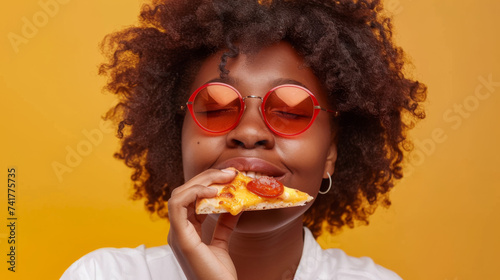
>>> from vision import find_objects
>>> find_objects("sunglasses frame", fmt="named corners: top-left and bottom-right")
top-left (185, 82), bottom-right (339, 137)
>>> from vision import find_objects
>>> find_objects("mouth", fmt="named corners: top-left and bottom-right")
top-left (216, 157), bottom-right (287, 180)
top-left (239, 171), bottom-right (271, 179)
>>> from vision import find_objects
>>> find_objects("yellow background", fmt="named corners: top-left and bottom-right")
top-left (1, 0), bottom-right (499, 279)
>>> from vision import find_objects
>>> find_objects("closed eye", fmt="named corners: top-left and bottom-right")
top-left (196, 107), bottom-right (239, 117)
top-left (268, 108), bottom-right (311, 120)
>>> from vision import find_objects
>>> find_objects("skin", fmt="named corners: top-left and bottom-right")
top-left (167, 42), bottom-right (338, 280)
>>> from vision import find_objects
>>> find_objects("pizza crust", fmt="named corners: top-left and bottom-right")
top-left (195, 175), bottom-right (314, 215)
top-left (196, 198), bottom-right (313, 215)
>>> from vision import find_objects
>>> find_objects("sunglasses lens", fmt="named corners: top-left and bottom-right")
top-left (192, 84), bottom-right (242, 133)
top-left (264, 86), bottom-right (315, 135)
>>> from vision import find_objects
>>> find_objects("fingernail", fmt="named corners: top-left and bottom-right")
top-left (221, 168), bottom-right (236, 174)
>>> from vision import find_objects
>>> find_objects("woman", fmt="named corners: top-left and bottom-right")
top-left (62, 0), bottom-right (426, 279)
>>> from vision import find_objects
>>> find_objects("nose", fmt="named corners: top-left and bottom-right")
top-left (226, 97), bottom-right (275, 149)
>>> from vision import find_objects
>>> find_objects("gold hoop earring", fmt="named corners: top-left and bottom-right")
top-left (319, 172), bottom-right (332, 195)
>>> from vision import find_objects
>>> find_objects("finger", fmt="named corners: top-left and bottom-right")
top-left (168, 185), bottom-right (217, 252)
top-left (211, 213), bottom-right (242, 250)
top-left (173, 168), bottom-right (237, 194)
top-left (168, 185), bottom-right (217, 222)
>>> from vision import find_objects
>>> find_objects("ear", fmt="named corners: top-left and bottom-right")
top-left (323, 141), bottom-right (337, 179)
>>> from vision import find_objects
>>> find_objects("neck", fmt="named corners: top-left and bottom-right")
top-left (202, 215), bottom-right (305, 280)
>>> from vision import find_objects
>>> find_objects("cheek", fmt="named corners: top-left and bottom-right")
top-left (181, 118), bottom-right (224, 181)
top-left (279, 120), bottom-right (333, 194)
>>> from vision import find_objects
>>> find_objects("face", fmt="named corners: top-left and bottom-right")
top-left (182, 42), bottom-right (337, 233)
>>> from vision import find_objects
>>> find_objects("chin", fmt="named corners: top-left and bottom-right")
top-left (203, 204), bottom-right (312, 236)
top-left (232, 207), bottom-right (306, 234)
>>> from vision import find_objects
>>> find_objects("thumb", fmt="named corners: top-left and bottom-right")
top-left (210, 213), bottom-right (241, 250)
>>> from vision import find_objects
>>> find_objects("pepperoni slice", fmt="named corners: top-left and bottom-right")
top-left (247, 177), bottom-right (284, 198)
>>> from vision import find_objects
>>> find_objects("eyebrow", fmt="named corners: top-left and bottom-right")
top-left (269, 78), bottom-right (308, 89)
top-left (204, 77), bottom-right (310, 91)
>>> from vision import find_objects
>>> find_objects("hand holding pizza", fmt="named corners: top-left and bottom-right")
top-left (167, 169), bottom-right (240, 280)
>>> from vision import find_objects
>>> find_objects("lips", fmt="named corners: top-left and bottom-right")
top-left (215, 157), bottom-right (287, 180)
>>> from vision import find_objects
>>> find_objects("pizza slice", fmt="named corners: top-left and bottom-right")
top-left (195, 168), bottom-right (314, 215)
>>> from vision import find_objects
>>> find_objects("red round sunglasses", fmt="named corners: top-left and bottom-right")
top-left (184, 82), bottom-right (339, 137)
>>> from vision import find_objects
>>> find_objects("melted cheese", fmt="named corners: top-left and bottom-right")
top-left (217, 172), bottom-right (312, 215)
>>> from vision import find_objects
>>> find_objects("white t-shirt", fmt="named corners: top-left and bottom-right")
top-left (61, 228), bottom-right (402, 280)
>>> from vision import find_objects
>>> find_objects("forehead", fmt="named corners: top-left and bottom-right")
top-left (190, 42), bottom-right (327, 103)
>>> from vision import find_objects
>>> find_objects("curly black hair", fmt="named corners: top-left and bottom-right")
top-left (99, 0), bottom-right (426, 238)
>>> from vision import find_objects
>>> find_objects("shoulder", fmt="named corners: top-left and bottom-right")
top-left (295, 228), bottom-right (402, 280)
top-left (60, 245), bottom-right (186, 280)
